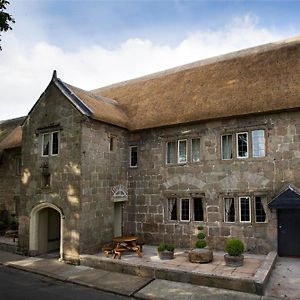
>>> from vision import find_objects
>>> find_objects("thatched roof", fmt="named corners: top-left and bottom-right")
top-left (0, 117), bottom-right (25, 149)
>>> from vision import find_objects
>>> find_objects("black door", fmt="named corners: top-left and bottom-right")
top-left (278, 209), bottom-right (300, 256)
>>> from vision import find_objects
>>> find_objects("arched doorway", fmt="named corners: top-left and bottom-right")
top-left (29, 203), bottom-right (64, 260)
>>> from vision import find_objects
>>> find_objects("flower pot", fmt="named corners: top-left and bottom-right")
top-left (224, 254), bottom-right (244, 267)
top-left (189, 248), bottom-right (213, 263)
top-left (158, 250), bottom-right (175, 260)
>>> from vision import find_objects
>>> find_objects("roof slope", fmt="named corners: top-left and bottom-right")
top-left (269, 186), bottom-right (300, 209)
top-left (88, 36), bottom-right (300, 131)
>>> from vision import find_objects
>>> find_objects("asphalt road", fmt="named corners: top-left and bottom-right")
top-left (0, 265), bottom-right (132, 300)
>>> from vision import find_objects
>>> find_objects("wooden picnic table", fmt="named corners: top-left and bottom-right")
top-left (112, 236), bottom-right (142, 259)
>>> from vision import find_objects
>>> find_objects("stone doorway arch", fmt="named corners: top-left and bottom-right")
top-left (29, 202), bottom-right (64, 260)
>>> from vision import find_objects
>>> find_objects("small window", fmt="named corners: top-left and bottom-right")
top-left (166, 141), bottom-right (176, 164)
top-left (237, 132), bottom-right (248, 158)
top-left (130, 146), bottom-right (138, 167)
top-left (109, 136), bottom-right (115, 151)
top-left (252, 130), bottom-right (265, 157)
top-left (239, 197), bottom-right (251, 222)
top-left (255, 196), bottom-right (267, 223)
top-left (180, 198), bottom-right (190, 221)
top-left (193, 198), bottom-right (204, 221)
top-left (42, 133), bottom-right (50, 156)
top-left (191, 138), bottom-right (201, 162)
top-left (51, 132), bottom-right (59, 155)
top-left (168, 198), bottom-right (178, 221)
top-left (224, 197), bottom-right (235, 223)
top-left (221, 135), bottom-right (233, 160)
top-left (178, 139), bottom-right (187, 164)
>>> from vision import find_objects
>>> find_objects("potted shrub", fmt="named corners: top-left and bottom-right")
top-left (189, 225), bottom-right (213, 263)
top-left (157, 243), bottom-right (175, 260)
top-left (224, 239), bottom-right (245, 267)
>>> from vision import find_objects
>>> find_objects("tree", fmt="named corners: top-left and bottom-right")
top-left (0, 0), bottom-right (15, 51)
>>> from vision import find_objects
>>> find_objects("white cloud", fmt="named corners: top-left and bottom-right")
top-left (0, 14), bottom-right (295, 120)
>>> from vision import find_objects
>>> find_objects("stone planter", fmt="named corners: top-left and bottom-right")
top-left (158, 250), bottom-right (175, 260)
top-left (224, 254), bottom-right (244, 267)
top-left (188, 248), bottom-right (213, 263)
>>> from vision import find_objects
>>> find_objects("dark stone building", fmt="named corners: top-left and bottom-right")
top-left (1, 37), bottom-right (300, 262)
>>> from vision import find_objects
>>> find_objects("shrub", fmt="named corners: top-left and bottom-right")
top-left (225, 239), bottom-right (245, 256)
top-left (158, 243), bottom-right (166, 252)
top-left (166, 244), bottom-right (175, 252)
top-left (197, 232), bottom-right (206, 240)
top-left (196, 240), bottom-right (207, 248)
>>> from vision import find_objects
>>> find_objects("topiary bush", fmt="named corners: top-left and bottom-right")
top-left (225, 239), bottom-right (245, 256)
top-left (197, 232), bottom-right (206, 240)
top-left (166, 244), bottom-right (175, 252)
top-left (194, 226), bottom-right (207, 249)
top-left (195, 240), bottom-right (207, 249)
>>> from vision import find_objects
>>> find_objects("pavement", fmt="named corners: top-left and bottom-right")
top-left (0, 250), bottom-right (299, 299)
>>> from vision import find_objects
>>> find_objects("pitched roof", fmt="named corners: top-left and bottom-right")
top-left (269, 186), bottom-right (300, 209)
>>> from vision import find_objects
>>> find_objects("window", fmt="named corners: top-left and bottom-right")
top-left (168, 198), bottom-right (178, 221)
top-left (236, 132), bottom-right (248, 158)
top-left (194, 198), bottom-right (204, 221)
top-left (166, 141), bottom-right (176, 164)
top-left (224, 197), bottom-right (235, 222)
top-left (221, 135), bottom-right (233, 160)
top-left (130, 146), bottom-right (138, 167)
top-left (109, 136), bottom-right (115, 151)
top-left (180, 198), bottom-right (190, 221)
top-left (191, 138), bottom-right (200, 162)
top-left (42, 131), bottom-right (59, 156)
top-left (178, 139), bottom-right (187, 164)
top-left (252, 130), bottom-right (265, 157)
top-left (255, 196), bottom-right (267, 223)
top-left (239, 197), bottom-right (251, 222)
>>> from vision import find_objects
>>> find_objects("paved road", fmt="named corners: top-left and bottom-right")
top-left (0, 265), bottom-right (132, 300)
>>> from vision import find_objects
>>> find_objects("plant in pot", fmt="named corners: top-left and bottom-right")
top-left (224, 239), bottom-right (245, 267)
top-left (157, 243), bottom-right (175, 260)
top-left (188, 225), bottom-right (213, 263)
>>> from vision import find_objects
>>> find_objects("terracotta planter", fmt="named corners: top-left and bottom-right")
top-left (158, 250), bottom-right (175, 260)
top-left (224, 254), bottom-right (244, 267)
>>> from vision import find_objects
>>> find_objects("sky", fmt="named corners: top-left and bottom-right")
top-left (0, 0), bottom-right (299, 121)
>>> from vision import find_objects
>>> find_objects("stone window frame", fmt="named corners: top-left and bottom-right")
top-left (223, 197), bottom-right (236, 223)
top-left (252, 130), bottom-right (266, 158)
top-left (129, 145), bottom-right (138, 168)
top-left (221, 134), bottom-right (233, 160)
top-left (41, 131), bottom-right (60, 157)
top-left (254, 195), bottom-right (268, 223)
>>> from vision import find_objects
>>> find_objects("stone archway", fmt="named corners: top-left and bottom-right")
top-left (29, 203), bottom-right (64, 260)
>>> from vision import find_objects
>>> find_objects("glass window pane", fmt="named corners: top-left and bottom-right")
top-left (237, 133), bottom-right (248, 158)
top-left (130, 146), bottom-right (138, 167)
top-left (42, 133), bottom-right (49, 156)
top-left (255, 196), bottom-right (266, 223)
top-left (166, 142), bottom-right (176, 164)
top-left (224, 198), bottom-right (235, 222)
top-left (168, 198), bottom-right (177, 220)
top-left (52, 132), bottom-right (59, 155)
top-left (181, 198), bottom-right (190, 221)
top-left (191, 138), bottom-right (200, 162)
top-left (222, 135), bottom-right (232, 160)
top-left (240, 197), bottom-right (251, 222)
top-left (252, 130), bottom-right (265, 157)
top-left (194, 198), bottom-right (203, 221)
top-left (178, 140), bottom-right (187, 163)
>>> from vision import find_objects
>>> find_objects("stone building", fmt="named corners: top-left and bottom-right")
top-left (1, 37), bottom-right (300, 263)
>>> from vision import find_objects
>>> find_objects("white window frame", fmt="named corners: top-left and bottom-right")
top-left (42, 131), bottom-right (60, 157)
top-left (177, 139), bottom-right (187, 164)
top-left (252, 130), bottom-right (265, 158)
top-left (236, 132), bottom-right (249, 159)
top-left (129, 145), bottom-right (138, 168)
top-left (254, 196), bottom-right (267, 223)
top-left (224, 197), bottom-right (235, 223)
top-left (51, 131), bottom-right (59, 156)
top-left (180, 198), bottom-right (190, 222)
top-left (239, 196), bottom-right (251, 223)
top-left (221, 134), bottom-right (233, 160)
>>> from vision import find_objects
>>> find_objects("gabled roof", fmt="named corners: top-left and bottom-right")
top-left (269, 186), bottom-right (300, 209)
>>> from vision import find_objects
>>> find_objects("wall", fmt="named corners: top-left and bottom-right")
top-left (123, 110), bottom-right (300, 253)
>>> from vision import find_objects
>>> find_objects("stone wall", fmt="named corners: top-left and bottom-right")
top-left (123, 110), bottom-right (300, 253)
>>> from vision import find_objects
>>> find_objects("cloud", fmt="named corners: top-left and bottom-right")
top-left (0, 14), bottom-right (295, 120)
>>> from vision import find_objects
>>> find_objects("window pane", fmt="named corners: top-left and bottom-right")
top-left (52, 132), bottom-right (59, 155)
top-left (237, 133), bottom-right (248, 158)
top-left (191, 138), bottom-right (200, 162)
top-left (222, 135), bottom-right (232, 160)
top-left (240, 197), bottom-right (251, 222)
top-left (178, 140), bottom-right (187, 163)
top-left (181, 198), bottom-right (190, 221)
top-left (194, 198), bottom-right (203, 221)
top-left (255, 196), bottom-right (266, 222)
top-left (109, 137), bottom-right (114, 151)
top-left (252, 130), bottom-right (265, 157)
top-left (224, 198), bottom-right (235, 222)
top-left (168, 198), bottom-right (177, 220)
top-left (42, 133), bottom-right (49, 156)
top-left (130, 146), bottom-right (138, 167)
top-left (166, 142), bottom-right (176, 164)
